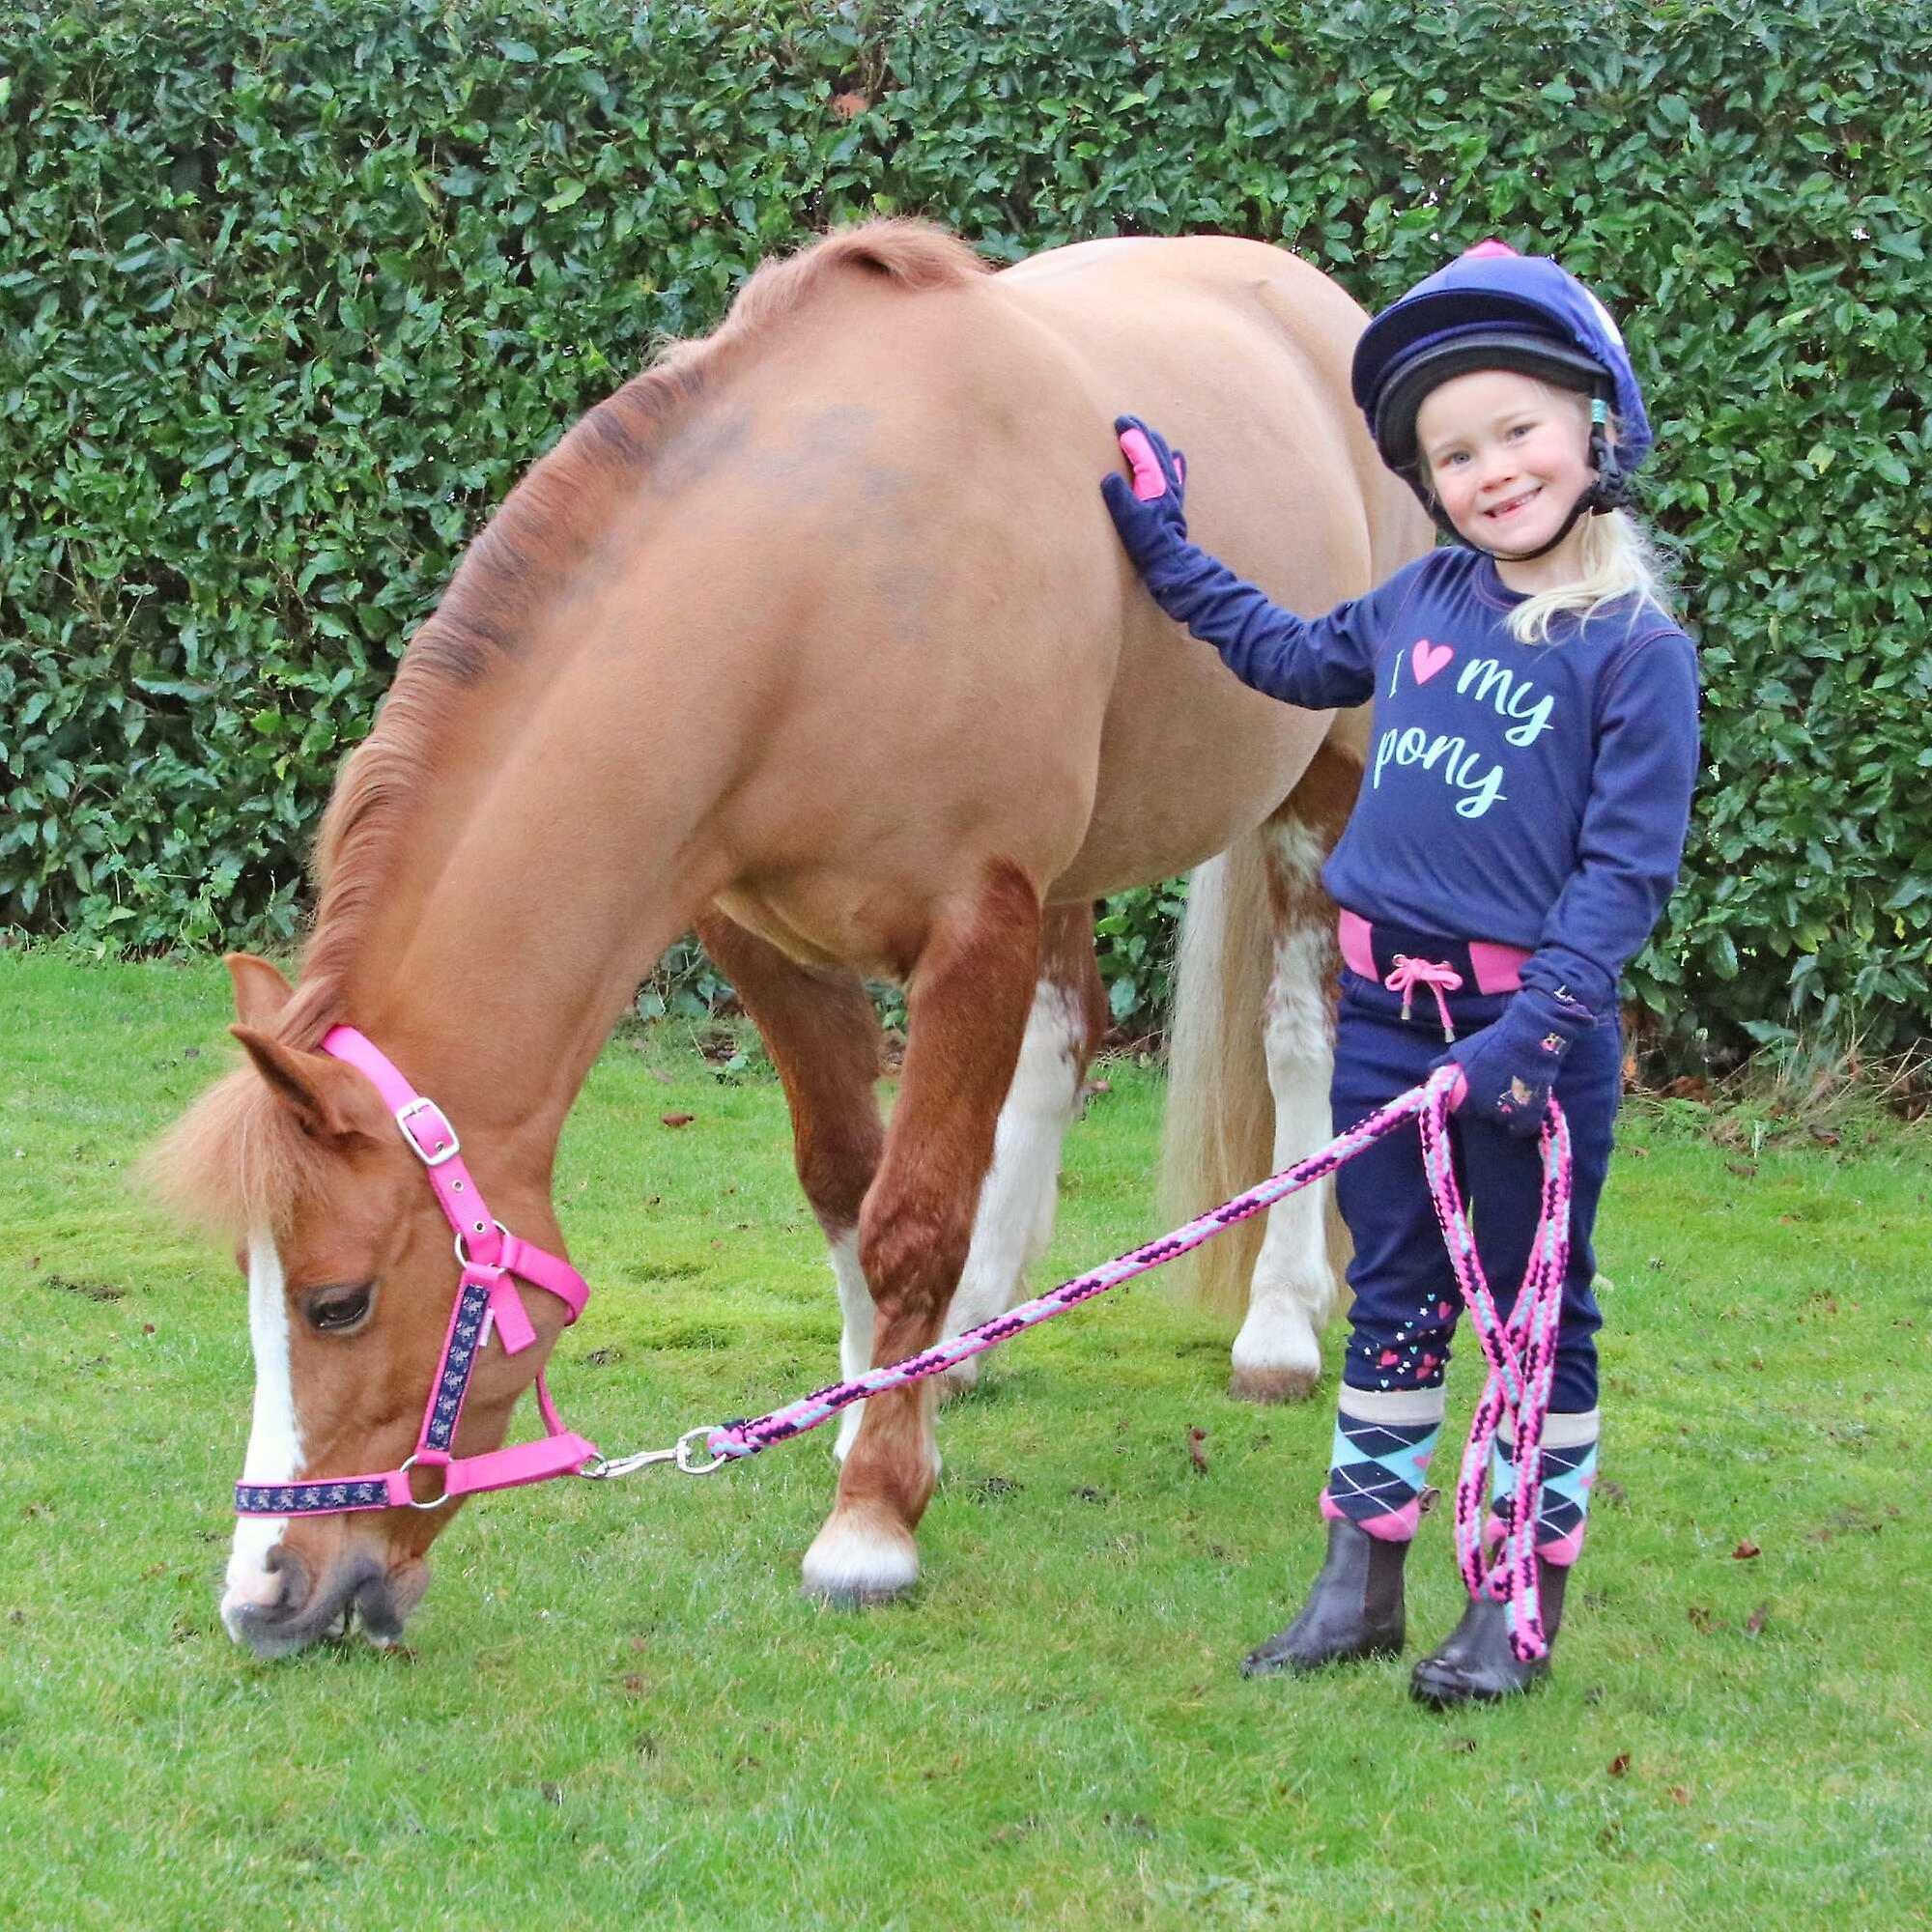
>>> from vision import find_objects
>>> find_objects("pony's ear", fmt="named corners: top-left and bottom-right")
top-left (226, 953), bottom-right (296, 1031)
top-left (230, 1027), bottom-right (384, 1146)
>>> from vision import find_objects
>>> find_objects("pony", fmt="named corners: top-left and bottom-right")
top-left (149, 221), bottom-right (1429, 1656)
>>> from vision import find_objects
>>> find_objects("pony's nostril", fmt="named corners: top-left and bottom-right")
top-left (263, 1546), bottom-right (311, 1616)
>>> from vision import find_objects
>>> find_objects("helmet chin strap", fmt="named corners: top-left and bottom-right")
top-left (1438, 396), bottom-right (1631, 565)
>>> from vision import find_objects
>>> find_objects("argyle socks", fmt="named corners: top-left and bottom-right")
top-left (1487, 1407), bottom-right (1599, 1565)
top-left (1320, 1385), bottom-right (1446, 1541)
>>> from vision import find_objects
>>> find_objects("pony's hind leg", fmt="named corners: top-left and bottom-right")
top-left (694, 913), bottom-right (886, 1462)
top-left (802, 864), bottom-right (1042, 1605)
top-left (936, 903), bottom-right (1108, 1395)
top-left (1230, 752), bottom-right (1359, 1402)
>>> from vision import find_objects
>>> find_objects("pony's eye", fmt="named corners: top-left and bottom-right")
top-left (306, 1286), bottom-right (374, 1333)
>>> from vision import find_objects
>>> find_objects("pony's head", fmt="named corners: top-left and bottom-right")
top-left (151, 955), bottom-right (568, 1658)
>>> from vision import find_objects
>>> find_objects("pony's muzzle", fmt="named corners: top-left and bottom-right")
top-left (221, 1546), bottom-right (423, 1659)
top-left (222, 1543), bottom-right (323, 1656)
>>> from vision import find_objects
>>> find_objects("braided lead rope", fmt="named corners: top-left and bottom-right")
top-left (1498, 1110), bottom-right (1572, 1660)
top-left (1503, 1114), bottom-right (1573, 1644)
top-left (604, 1066), bottom-right (1572, 1664)
top-left (1418, 1096), bottom-right (1573, 1662)
top-left (698, 1074), bottom-right (1454, 1464)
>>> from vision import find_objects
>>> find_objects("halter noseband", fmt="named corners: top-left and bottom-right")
top-left (234, 1026), bottom-right (599, 1519)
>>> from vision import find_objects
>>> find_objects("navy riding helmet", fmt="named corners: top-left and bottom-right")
top-left (1350, 242), bottom-right (1651, 557)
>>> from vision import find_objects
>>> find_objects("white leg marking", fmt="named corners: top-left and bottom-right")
top-left (813, 1231), bottom-right (928, 1602)
top-left (828, 1236), bottom-right (941, 1478)
top-left (829, 1232), bottom-right (873, 1463)
top-left (940, 981), bottom-right (1086, 1379)
top-left (1235, 827), bottom-right (1338, 1396)
top-left (221, 1228), bottom-right (300, 1640)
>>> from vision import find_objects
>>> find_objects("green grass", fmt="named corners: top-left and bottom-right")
top-left (3, 950), bottom-right (1930, 1930)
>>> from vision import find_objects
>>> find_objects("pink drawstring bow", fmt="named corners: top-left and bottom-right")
top-left (1385, 953), bottom-right (1464, 1040)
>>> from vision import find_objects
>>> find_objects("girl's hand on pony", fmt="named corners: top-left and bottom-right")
top-left (1438, 986), bottom-right (1594, 1137)
top-left (1101, 414), bottom-right (1189, 567)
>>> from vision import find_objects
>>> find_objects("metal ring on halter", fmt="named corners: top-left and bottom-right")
top-left (397, 1452), bottom-right (457, 1510)
top-left (452, 1219), bottom-right (510, 1269)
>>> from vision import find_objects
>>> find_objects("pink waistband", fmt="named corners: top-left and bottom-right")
top-left (1338, 910), bottom-right (1529, 996)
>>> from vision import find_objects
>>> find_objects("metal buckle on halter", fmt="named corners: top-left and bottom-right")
top-left (396, 1097), bottom-right (462, 1167)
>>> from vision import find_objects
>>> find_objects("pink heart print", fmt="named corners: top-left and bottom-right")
top-left (1412, 638), bottom-right (1454, 683)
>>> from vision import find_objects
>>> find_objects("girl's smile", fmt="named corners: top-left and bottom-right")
top-left (1416, 370), bottom-right (1597, 590)
top-left (1484, 484), bottom-right (1540, 522)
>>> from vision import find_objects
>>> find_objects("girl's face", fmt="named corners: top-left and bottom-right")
top-left (1415, 370), bottom-right (1595, 557)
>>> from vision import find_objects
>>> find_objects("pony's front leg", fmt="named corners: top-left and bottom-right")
top-left (693, 914), bottom-right (885, 1466)
top-left (802, 867), bottom-right (1041, 1605)
top-left (936, 903), bottom-right (1107, 1396)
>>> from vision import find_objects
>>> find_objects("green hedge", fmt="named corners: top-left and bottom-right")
top-left (4, 0), bottom-right (1928, 1054)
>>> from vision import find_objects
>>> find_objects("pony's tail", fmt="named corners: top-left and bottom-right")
top-left (1157, 828), bottom-right (1280, 1317)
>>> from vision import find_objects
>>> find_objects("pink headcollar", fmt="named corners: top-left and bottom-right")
top-left (235, 1027), bottom-right (598, 1518)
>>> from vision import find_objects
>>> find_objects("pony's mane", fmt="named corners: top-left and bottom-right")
top-left (150, 221), bottom-right (987, 1236)
top-left (283, 219), bottom-right (985, 1052)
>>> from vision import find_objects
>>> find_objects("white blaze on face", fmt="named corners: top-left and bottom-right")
top-left (220, 1228), bottom-right (302, 1640)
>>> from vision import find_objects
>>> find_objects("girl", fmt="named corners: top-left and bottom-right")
top-left (1101, 243), bottom-right (1699, 1706)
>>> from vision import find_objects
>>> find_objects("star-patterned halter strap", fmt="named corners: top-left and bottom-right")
top-left (233, 1026), bottom-right (599, 1518)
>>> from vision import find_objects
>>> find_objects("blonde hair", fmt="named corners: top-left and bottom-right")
top-left (1422, 380), bottom-right (1679, 643)
top-left (1507, 504), bottom-right (1679, 644)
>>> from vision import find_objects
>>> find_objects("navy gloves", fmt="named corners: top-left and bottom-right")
top-left (1441, 986), bottom-right (1596, 1137)
top-left (1100, 415), bottom-right (1189, 569)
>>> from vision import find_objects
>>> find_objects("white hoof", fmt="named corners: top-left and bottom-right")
top-left (1228, 1363), bottom-right (1321, 1404)
top-left (1230, 1299), bottom-right (1323, 1404)
top-left (801, 1507), bottom-right (921, 1607)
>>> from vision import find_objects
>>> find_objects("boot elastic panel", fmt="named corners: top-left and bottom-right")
top-left (1241, 1518), bottom-right (1410, 1678)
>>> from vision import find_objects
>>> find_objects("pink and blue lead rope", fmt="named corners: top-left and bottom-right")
top-left (1420, 1095), bottom-right (1573, 1662)
top-left (700, 1065), bottom-right (1572, 1662)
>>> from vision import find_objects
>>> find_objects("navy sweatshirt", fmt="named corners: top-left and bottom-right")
top-left (1139, 538), bottom-right (1700, 1017)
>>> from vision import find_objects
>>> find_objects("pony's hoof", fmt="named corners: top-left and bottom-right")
top-left (1229, 1299), bottom-right (1323, 1404)
top-left (1228, 1364), bottom-right (1321, 1404)
top-left (935, 1358), bottom-right (980, 1403)
top-left (801, 1508), bottom-right (921, 1607)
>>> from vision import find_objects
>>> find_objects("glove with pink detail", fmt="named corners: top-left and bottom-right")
top-left (1438, 986), bottom-right (1595, 1137)
top-left (1100, 414), bottom-right (1189, 568)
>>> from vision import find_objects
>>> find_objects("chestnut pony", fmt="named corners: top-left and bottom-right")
top-left (153, 222), bottom-right (1427, 1656)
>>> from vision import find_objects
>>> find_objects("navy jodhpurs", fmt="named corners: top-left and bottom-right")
top-left (1330, 955), bottom-right (1621, 1415)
